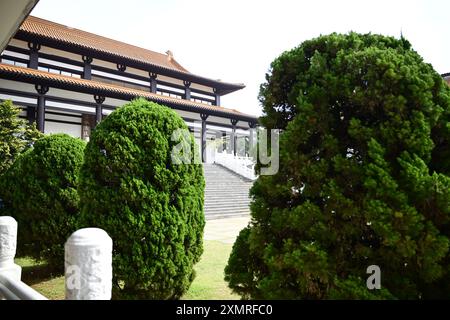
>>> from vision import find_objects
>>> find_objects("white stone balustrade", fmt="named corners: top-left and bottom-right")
top-left (0, 216), bottom-right (113, 300)
top-left (0, 216), bottom-right (21, 281)
top-left (214, 151), bottom-right (257, 181)
top-left (65, 228), bottom-right (113, 300)
top-left (0, 216), bottom-right (47, 300)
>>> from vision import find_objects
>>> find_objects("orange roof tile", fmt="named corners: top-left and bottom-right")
top-left (0, 63), bottom-right (256, 121)
top-left (19, 16), bottom-right (189, 73)
top-left (15, 16), bottom-right (245, 94)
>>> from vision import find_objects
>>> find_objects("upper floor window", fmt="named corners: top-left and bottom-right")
top-left (1, 58), bottom-right (27, 68)
top-left (38, 66), bottom-right (81, 78)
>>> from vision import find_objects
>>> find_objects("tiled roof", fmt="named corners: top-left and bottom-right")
top-left (19, 16), bottom-right (189, 73)
top-left (443, 73), bottom-right (450, 85)
top-left (15, 16), bottom-right (245, 94)
top-left (0, 63), bottom-right (256, 121)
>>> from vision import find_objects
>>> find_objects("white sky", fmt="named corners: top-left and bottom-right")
top-left (31, 0), bottom-right (450, 116)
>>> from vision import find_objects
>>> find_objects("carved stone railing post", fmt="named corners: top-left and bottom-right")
top-left (0, 216), bottom-right (22, 281)
top-left (65, 228), bottom-right (112, 300)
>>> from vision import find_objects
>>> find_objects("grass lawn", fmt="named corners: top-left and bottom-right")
top-left (15, 240), bottom-right (239, 300)
top-left (182, 240), bottom-right (239, 300)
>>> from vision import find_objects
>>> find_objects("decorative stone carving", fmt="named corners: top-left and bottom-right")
top-left (0, 216), bottom-right (22, 281)
top-left (0, 216), bottom-right (17, 267)
top-left (65, 228), bottom-right (112, 300)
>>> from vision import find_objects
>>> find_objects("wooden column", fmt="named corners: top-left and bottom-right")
top-left (28, 42), bottom-right (40, 69)
top-left (184, 81), bottom-right (191, 101)
top-left (213, 88), bottom-right (220, 106)
top-left (35, 84), bottom-right (49, 133)
top-left (231, 119), bottom-right (238, 155)
top-left (149, 72), bottom-right (157, 93)
top-left (94, 95), bottom-right (105, 126)
top-left (200, 114), bottom-right (209, 163)
top-left (81, 114), bottom-right (95, 140)
top-left (26, 106), bottom-right (35, 125)
top-left (248, 121), bottom-right (256, 157)
top-left (82, 56), bottom-right (93, 80)
top-left (222, 132), bottom-right (227, 153)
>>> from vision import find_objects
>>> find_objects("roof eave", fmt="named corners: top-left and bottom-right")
top-left (14, 30), bottom-right (246, 95)
top-left (0, 66), bottom-right (257, 122)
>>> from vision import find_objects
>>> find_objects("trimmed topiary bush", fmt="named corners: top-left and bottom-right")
top-left (0, 133), bottom-right (85, 270)
top-left (78, 98), bottom-right (205, 299)
top-left (225, 33), bottom-right (450, 299)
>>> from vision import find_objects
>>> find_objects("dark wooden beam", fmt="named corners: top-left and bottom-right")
top-left (200, 113), bottom-right (209, 162)
top-left (35, 84), bottom-right (48, 132)
top-left (94, 95), bottom-right (105, 126)
top-left (26, 106), bottom-right (35, 124)
top-left (248, 121), bottom-right (257, 157)
top-left (27, 42), bottom-right (40, 69)
top-left (149, 72), bottom-right (157, 94)
top-left (230, 119), bottom-right (238, 155)
top-left (222, 131), bottom-right (227, 153)
top-left (184, 80), bottom-right (191, 101)
top-left (82, 55), bottom-right (93, 80)
top-left (213, 88), bottom-right (220, 106)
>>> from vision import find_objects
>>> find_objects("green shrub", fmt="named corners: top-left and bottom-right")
top-left (225, 33), bottom-right (450, 299)
top-left (0, 100), bottom-right (41, 176)
top-left (0, 134), bottom-right (85, 270)
top-left (78, 98), bottom-right (205, 299)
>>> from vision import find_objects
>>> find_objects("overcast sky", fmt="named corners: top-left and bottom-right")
top-left (31, 0), bottom-right (450, 116)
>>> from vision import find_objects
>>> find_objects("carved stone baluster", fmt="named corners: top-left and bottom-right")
top-left (0, 216), bottom-right (22, 281)
top-left (65, 228), bottom-right (112, 300)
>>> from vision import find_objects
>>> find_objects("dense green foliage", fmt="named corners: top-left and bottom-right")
top-left (0, 134), bottom-right (85, 269)
top-left (0, 100), bottom-right (41, 176)
top-left (78, 98), bottom-right (205, 299)
top-left (225, 33), bottom-right (450, 299)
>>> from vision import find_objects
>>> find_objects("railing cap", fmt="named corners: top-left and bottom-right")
top-left (0, 216), bottom-right (17, 226)
top-left (65, 228), bottom-right (112, 247)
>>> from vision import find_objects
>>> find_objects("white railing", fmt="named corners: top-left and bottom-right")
top-left (0, 216), bottom-right (112, 300)
top-left (214, 151), bottom-right (257, 181)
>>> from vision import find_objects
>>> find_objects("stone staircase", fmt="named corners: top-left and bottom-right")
top-left (203, 163), bottom-right (254, 220)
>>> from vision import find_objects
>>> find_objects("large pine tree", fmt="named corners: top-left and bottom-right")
top-left (225, 33), bottom-right (450, 299)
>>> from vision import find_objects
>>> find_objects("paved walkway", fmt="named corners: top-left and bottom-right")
top-left (204, 216), bottom-right (251, 244)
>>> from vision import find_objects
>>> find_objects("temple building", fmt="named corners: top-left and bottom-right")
top-left (0, 16), bottom-right (258, 163)
top-left (444, 73), bottom-right (450, 85)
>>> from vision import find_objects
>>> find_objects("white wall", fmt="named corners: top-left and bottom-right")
top-left (45, 121), bottom-right (81, 138)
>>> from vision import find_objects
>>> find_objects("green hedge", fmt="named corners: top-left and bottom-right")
top-left (0, 134), bottom-right (85, 270)
top-left (78, 98), bottom-right (205, 299)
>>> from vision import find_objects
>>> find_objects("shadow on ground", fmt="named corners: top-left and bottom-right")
top-left (15, 257), bottom-right (62, 286)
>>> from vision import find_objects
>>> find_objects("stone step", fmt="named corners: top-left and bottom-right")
top-left (205, 209), bottom-right (250, 215)
top-left (205, 211), bottom-right (250, 219)
top-left (205, 205), bottom-right (250, 212)
top-left (203, 163), bottom-right (253, 219)
top-left (205, 213), bottom-right (250, 220)
top-left (205, 208), bottom-right (250, 215)
top-left (205, 190), bottom-right (250, 194)
top-left (205, 194), bottom-right (250, 199)
top-left (205, 198), bottom-right (250, 204)
top-left (205, 200), bottom-right (250, 204)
